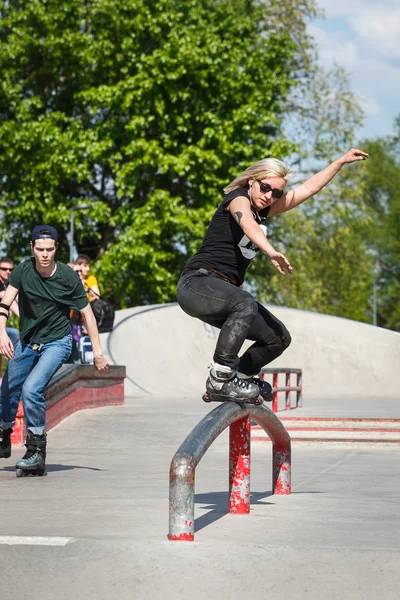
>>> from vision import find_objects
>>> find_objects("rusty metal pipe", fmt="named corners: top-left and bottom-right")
top-left (249, 404), bottom-right (291, 494)
top-left (168, 403), bottom-right (291, 541)
top-left (169, 402), bottom-right (247, 540)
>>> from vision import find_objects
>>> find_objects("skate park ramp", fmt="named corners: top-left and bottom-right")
top-left (2, 305), bottom-right (399, 599)
top-left (103, 303), bottom-right (400, 401)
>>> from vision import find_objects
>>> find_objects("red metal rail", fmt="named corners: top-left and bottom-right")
top-left (168, 402), bottom-right (291, 541)
top-left (260, 368), bottom-right (302, 412)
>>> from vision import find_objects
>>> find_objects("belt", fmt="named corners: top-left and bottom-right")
top-left (184, 267), bottom-right (239, 286)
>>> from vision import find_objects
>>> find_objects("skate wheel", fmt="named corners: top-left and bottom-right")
top-left (255, 397), bottom-right (264, 406)
top-left (202, 393), bottom-right (212, 403)
top-left (16, 468), bottom-right (46, 477)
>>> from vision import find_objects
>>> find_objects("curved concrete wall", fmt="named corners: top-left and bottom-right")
top-left (102, 303), bottom-right (400, 400)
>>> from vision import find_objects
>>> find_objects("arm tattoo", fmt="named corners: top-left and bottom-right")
top-left (234, 211), bottom-right (243, 225)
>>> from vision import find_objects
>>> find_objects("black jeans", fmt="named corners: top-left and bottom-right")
top-left (176, 269), bottom-right (291, 375)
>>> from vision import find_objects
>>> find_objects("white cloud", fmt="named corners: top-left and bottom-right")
top-left (359, 96), bottom-right (381, 118)
top-left (316, 0), bottom-right (400, 19)
top-left (314, 0), bottom-right (400, 61)
top-left (308, 25), bottom-right (358, 70)
top-left (350, 9), bottom-right (400, 61)
top-left (309, 0), bottom-right (400, 138)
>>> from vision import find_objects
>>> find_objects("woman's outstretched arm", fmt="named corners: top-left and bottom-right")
top-left (269, 148), bottom-right (368, 217)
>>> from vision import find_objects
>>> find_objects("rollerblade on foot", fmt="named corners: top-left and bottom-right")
top-left (15, 432), bottom-right (47, 477)
top-left (203, 362), bottom-right (263, 405)
top-left (0, 428), bottom-right (13, 459)
top-left (237, 373), bottom-right (274, 403)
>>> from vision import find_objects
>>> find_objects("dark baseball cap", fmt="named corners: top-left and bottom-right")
top-left (31, 225), bottom-right (58, 242)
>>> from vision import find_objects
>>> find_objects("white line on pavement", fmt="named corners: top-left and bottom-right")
top-left (292, 450), bottom-right (356, 491)
top-left (0, 536), bottom-right (73, 546)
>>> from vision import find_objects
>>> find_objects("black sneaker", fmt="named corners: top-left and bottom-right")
top-left (0, 428), bottom-right (13, 459)
top-left (15, 433), bottom-right (46, 476)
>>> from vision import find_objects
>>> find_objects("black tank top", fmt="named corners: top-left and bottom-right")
top-left (185, 187), bottom-right (270, 285)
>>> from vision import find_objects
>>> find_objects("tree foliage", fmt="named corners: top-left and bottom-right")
top-left (250, 160), bottom-right (376, 323)
top-left (284, 64), bottom-right (364, 162)
top-left (250, 115), bottom-right (400, 332)
top-left (1, 0), bottom-right (397, 331)
top-left (249, 59), bottom-right (373, 324)
top-left (0, 0), bottom-right (317, 305)
top-left (359, 126), bottom-right (400, 330)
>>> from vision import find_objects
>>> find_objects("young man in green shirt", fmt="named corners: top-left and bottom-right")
top-left (0, 225), bottom-right (109, 476)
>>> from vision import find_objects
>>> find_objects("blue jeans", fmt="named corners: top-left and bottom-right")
top-left (6, 327), bottom-right (19, 348)
top-left (0, 334), bottom-right (72, 435)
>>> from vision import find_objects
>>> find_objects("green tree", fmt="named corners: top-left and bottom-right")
top-left (284, 64), bottom-right (364, 162)
top-left (359, 125), bottom-right (400, 330)
top-left (250, 111), bottom-right (400, 332)
top-left (0, 0), bottom-right (319, 305)
top-left (249, 161), bottom-right (376, 323)
top-left (249, 61), bottom-right (372, 323)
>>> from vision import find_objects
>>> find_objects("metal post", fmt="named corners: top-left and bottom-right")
top-left (296, 371), bottom-right (303, 408)
top-left (285, 371), bottom-right (291, 410)
top-left (168, 402), bottom-right (291, 541)
top-left (69, 208), bottom-right (75, 262)
top-left (249, 404), bottom-right (291, 495)
top-left (272, 372), bottom-right (279, 412)
top-left (261, 368), bottom-right (302, 412)
top-left (169, 454), bottom-right (196, 541)
top-left (372, 280), bottom-right (377, 326)
top-left (168, 402), bottom-right (246, 541)
top-left (229, 417), bottom-right (251, 514)
top-left (69, 204), bottom-right (92, 262)
top-left (273, 446), bottom-right (291, 494)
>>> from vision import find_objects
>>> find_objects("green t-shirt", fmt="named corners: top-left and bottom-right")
top-left (9, 258), bottom-right (89, 344)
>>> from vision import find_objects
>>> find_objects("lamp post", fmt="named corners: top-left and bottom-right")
top-left (69, 204), bottom-right (91, 262)
top-left (372, 280), bottom-right (377, 327)
top-left (372, 276), bottom-right (386, 327)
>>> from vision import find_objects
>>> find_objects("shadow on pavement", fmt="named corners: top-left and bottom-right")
top-left (194, 490), bottom-right (275, 532)
top-left (2, 464), bottom-right (106, 472)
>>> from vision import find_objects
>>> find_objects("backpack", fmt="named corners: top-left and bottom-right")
top-left (90, 298), bottom-right (115, 333)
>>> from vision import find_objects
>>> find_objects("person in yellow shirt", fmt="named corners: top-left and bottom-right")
top-left (74, 254), bottom-right (101, 300)
top-left (73, 255), bottom-right (114, 335)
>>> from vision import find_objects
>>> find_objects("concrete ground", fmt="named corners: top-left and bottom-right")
top-left (271, 393), bottom-right (400, 418)
top-left (1, 394), bottom-right (399, 600)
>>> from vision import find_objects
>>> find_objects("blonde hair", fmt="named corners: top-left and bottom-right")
top-left (224, 158), bottom-right (292, 193)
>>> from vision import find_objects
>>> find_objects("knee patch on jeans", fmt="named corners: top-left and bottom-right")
top-left (234, 296), bottom-right (258, 322)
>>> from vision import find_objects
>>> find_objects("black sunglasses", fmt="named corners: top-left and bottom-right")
top-left (256, 180), bottom-right (284, 198)
top-left (0, 267), bottom-right (13, 272)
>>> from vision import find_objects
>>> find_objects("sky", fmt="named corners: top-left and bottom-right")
top-left (309, 0), bottom-right (400, 142)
